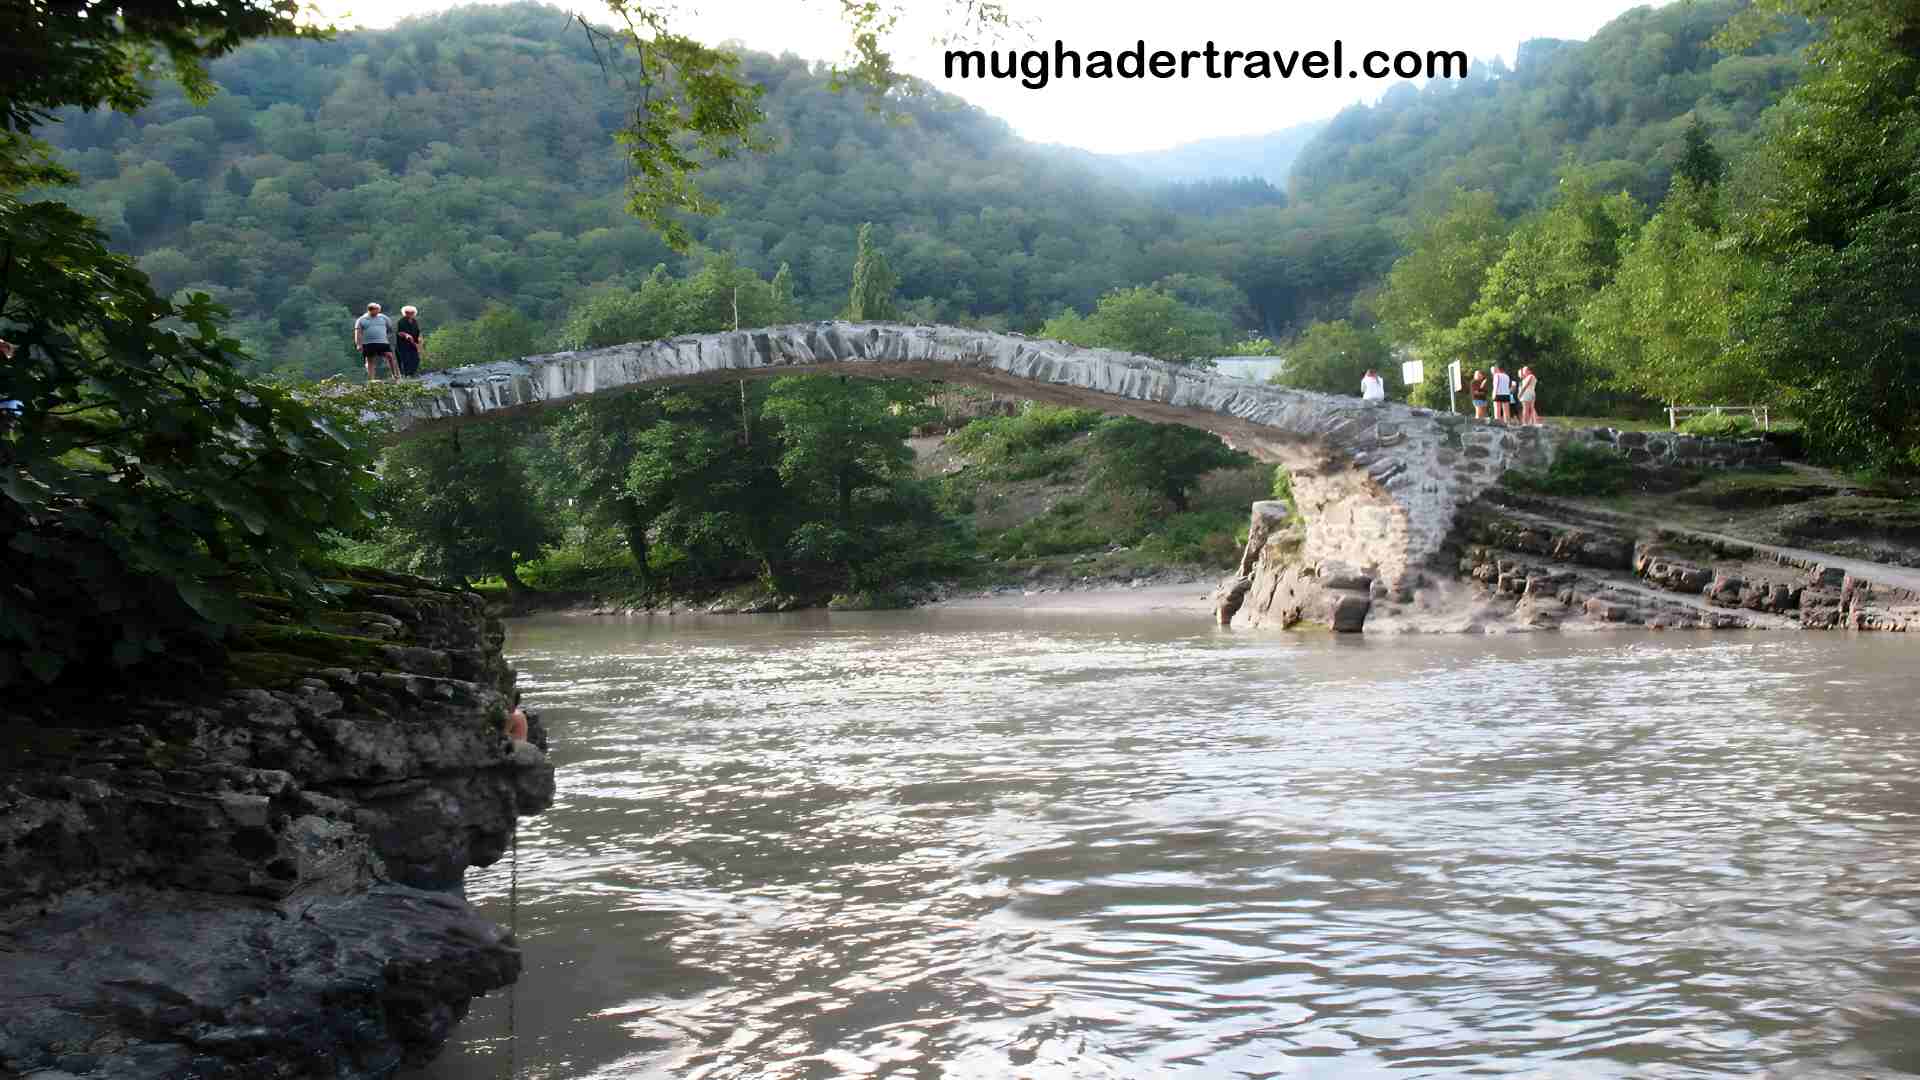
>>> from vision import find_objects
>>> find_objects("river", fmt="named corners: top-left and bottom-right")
top-left (413, 608), bottom-right (1920, 1079)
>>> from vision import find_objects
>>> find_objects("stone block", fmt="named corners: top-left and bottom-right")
top-left (1583, 597), bottom-right (1634, 622)
top-left (1328, 592), bottom-right (1372, 632)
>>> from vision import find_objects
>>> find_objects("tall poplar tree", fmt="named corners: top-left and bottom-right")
top-left (848, 222), bottom-right (900, 322)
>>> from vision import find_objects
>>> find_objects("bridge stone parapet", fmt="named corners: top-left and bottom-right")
top-left (383, 322), bottom-right (1730, 627)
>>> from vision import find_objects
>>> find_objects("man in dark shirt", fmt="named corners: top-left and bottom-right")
top-left (394, 305), bottom-right (423, 378)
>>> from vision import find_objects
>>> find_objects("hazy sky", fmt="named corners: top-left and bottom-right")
top-left (329, 0), bottom-right (1670, 153)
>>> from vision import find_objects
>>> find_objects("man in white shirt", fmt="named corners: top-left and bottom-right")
top-left (1360, 368), bottom-right (1386, 401)
top-left (353, 302), bottom-right (399, 382)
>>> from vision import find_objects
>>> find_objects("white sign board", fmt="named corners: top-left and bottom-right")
top-left (1401, 359), bottom-right (1424, 386)
top-left (1447, 360), bottom-right (1463, 393)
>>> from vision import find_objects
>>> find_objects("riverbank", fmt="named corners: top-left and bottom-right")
top-left (932, 576), bottom-right (1217, 615)
top-left (480, 564), bottom-right (1224, 619)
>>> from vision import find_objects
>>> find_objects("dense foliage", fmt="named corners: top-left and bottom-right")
top-left (1723, 0), bottom-right (1920, 469)
top-left (1269, 320), bottom-right (1394, 398)
top-left (2, 0), bottom-right (373, 688)
top-left (31, 3), bottom-right (1409, 378)
top-left (1357, 0), bottom-right (1918, 467)
top-left (1290, 0), bottom-right (1810, 220)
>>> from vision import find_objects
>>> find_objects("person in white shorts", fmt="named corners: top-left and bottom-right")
top-left (1517, 365), bottom-right (1540, 426)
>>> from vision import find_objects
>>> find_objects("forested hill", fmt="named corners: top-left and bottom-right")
top-left (33, 1), bottom-right (1809, 380)
top-left (1290, 0), bottom-right (1810, 216)
top-left (36, 2), bottom-right (1373, 378)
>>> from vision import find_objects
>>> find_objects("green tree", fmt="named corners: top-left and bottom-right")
top-left (1039, 286), bottom-right (1232, 363)
top-left (424, 304), bottom-right (541, 369)
top-left (1449, 174), bottom-right (1648, 415)
top-left (760, 375), bottom-right (951, 597)
top-left (1373, 189), bottom-right (1508, 405)
top-left (848, 222), bottom-right (900, 321)
top-left (0, 0), bottom-right (321, 188)
top-left (542, 255), bottom-right (800, 587)
top-left (373, 425), bottom-right (556, 592)
top-left (1720, 0), bottom-right (1920, 468)
top-left (761, 376), bottom-right (932, 524)
top-left (558, 268), bottom-right (678, 350)
top-left (1376, 189), bottom-right (1509, 348)
top-left (623, 388), bottom-right (788, 583)
top-left (1579, 181), bottom-right (1761, 406)
top-left (1271, 320), bottom-right (1394, 397)
top-left (1087, 418), bottom-right (1247, 513)
top-left (1674, 115), bottom-right (1726, 189)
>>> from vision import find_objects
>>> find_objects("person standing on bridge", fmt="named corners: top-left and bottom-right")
top-left (395, 305), bottom-right (424, 378)
top-left (1470, 368), bottom-right (1490, 421)
top-left (1490, 364), bottom-right (1512, 423)
top-left (1360, 368), bottom-right (1386, 402)
top-left (354, 301), bottom-right (399, 382)
top-left (1518, 365), bottom-right (1540, 426)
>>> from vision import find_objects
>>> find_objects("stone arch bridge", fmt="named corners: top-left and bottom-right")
top-left (382, 321), bottom-right (1563, 608)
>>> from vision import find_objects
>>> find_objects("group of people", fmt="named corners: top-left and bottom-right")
top-left (1468, 364), bottom-right (1542, 425)
top-left (352, 301), bottom-right (425, 381)
top-left (1357, 363), bottom-right (1544, 426)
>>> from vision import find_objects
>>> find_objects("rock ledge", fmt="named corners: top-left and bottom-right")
top-left (0, 570), bottom-right (554, 1079)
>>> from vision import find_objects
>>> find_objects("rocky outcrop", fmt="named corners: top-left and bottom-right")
top-left (0, 570), bottom-right (554, 1079)
top-left (1431, 493), bottom-right (1919, 632)
top-left (1209, 427), bottom-right (1916, 634)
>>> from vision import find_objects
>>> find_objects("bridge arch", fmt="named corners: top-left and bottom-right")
top-left (381, 322), bottom-right (1550, 597)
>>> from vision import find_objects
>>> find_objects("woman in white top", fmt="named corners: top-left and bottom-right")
top-left (1360, 369), bottom-right (1386, 401)
top-left (1490, 365), bottom-right (1511, 422)
top-left (1517, 366), bottom-right (1540, 426)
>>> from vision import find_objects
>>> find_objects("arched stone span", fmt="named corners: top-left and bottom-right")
top-left (380, 321), bottom-right (1552, 593)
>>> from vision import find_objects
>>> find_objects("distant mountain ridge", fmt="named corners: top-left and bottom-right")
top-left (1099, 119), bottom-right (1330, 185)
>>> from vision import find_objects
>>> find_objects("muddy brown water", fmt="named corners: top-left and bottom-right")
top-left (412, 611), bottom-right (1920, 1079)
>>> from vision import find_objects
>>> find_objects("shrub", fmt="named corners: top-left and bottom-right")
top-left (1678, 411), bottom-right (1759, 437)
top-left (1272, 465), bottom-right (1296, 509)
top-left (1132, 508), bottom-right (1247, 566)
top-left (1502, 441), bottom-right (1636, 497)
top-left (940, 399), bottom-right (1098, 463)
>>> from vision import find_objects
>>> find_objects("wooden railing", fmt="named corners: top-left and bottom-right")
top-left (1667, 405), bottom-right (1770, 431)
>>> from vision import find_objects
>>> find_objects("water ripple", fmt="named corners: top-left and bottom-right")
top-left (418, 615), bottom-right (1920, 1079)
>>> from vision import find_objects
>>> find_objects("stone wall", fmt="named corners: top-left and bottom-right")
top-left (0, 570), bottom-right (555, 1079)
